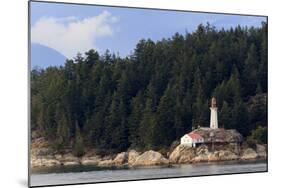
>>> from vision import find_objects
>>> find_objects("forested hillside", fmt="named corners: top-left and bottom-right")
top-left (31, 22), bottom-right (267, 155)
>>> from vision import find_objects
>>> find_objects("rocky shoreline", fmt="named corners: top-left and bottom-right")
top-left (31, 137), bottom-right (267, 168)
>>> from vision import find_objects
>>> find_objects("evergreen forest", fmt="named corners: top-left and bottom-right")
top-left (31, 22), bottom-right (268, 155)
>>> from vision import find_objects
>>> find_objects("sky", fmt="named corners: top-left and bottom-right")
top-left (30, 1), bottom-right (267, 67)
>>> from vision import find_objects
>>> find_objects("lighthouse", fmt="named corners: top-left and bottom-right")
top-left (210, 97), bottom-right (218, 129)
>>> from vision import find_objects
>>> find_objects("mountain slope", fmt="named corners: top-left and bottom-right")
top-left (31, 43), bottom-right (66, 69)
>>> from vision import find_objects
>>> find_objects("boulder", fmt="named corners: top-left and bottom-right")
top-left (192, 145), bottom-right (210, 162)
top-left (192, 155), bottom-right (209, 162)
top-left (169, 145), bottom-right (196, 163)
top-left (113, 152), bottom-right (128, 165)
top-left (98, 159), bottom-right (114, 167)
top-left (60, 153), bottom-right (79, 163)
top-left (31, 158), bottom-right (41, 168)
top-left (54, 154), bottom-right (63, 160)
top-left (31, 137), bottom-right (49, 149)
top-left (132, 150), bottom-right (169, 166)
top-left (241, 148), bottom-right (258, 160)
top-left (207, 150), bottom-right (238, 161)
top-left (63, 153), bottom-right (78, 160)
top-left (196, 145), bottom-right (209, 155)
top-left (31, 157), bottom-right (61, 167)
top-left (101, 155), bottom-right (112, 161)
top-left (256, 144), bottom-right (267, 159)
top-left (36, 148), bottom-right (53, 156)
top-left (208, 151), bottom-right (220, 161)
top-left (63, 161), bottom-right (80, 166)
top-left (128, 150), bottom-right (140, 165)
top-left (81, 156), bottom-right (101, 165)
top-left (218, 150), bottom-right (239, 161)
top-left (43, 155), bottom-right (55, 160)
top-left (41, 159), bottom-right (61, 167)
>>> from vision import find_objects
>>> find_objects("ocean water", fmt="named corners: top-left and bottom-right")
top-left (30, 160), bottom-right (267, 187)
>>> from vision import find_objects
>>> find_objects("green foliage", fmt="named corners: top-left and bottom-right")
top-left (154, 84), bottom-right (176, 148)
top-left (139, 98), bottom-right (156, 150)
top-left (247, 126), bottom-right (267, 144)
top-left (219, 101), bottom-right (231, 129)
top-left (128, 92), bottom-right (144, 148)
top-left (245, 136), bottom-right (257, 149)
top-left (231, 101), bottom-right (250, 136)
top-left (73, 124), bottom-right (85, 157)
top-left (54, 108), bottom-right (70, 151)
top-left (31, 23), bottom-right (268, 152)
top-left (242, 44), bottom-right (259, 97)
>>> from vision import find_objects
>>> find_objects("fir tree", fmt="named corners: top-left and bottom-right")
top-left (73, 123), bottom-right (85, 157)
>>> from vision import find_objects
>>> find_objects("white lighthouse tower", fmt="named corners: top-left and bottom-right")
top-left (210, 97), bottom-right (218, 129)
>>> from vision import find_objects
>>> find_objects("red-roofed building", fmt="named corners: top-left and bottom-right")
top-left (180, 132), bottom-right (204, 147)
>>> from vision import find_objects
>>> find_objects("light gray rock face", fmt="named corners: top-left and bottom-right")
top-left (217, 150), bottom-right (239, 161)
top-left (192, 128), bottom-right (243, 143)
top-left (81, 156), bottom-right (101, 165)
top-left (98, 159), bottom-right (114, 167)
top-left (207, 149), bottom-right (238, 162)
top-left (96, 155), bottom-right (115, 167)
top-left (59, 153), bottom-right (81, 166)
top-left (208, 151), bottom-right (220, 161)
top-left (193, 145), bottom-right (210, 162)
top-left (31, 135), bottom-right (266, 168)
top-left (54, 154), bottom-right (63, 160)
top-left (31, 158), bottom-right (61, 167)
top-left (256, 144), bottom-right (267, 158)
top-left (241, 148), bottom-right (258, 160)
top-left (101, 155), bottom-right (112, 161)
top-left (169, 145), bottom-right (196, 163)
top-left (128, 150), bottom-right (140, 165)
top-left (36, 148), bottom-right (53, 156)
top-left (63, 161), bottom-right (80, 166)
top-left (133, 150), bottom-right (169, 166)
top-left (196, 145), bottom-right (209, 155)
top-left (113, 152), bottom-right (128, 165)
top-left (42, 159), bottom-right (61, 166)
top-left (60, 153), bottom-right (80, 164)
top-left (169, 144), bottom-right (239, 163)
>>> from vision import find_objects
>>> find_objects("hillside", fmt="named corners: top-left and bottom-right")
top-left (31, 23), bottom-right (268, 155)
top-left (192, 128), bottom-right (243, 143)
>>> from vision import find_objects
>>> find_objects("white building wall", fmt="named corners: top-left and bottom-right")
top-left (210, 107), bottom-right (218, 129)
top-left (180, 135), bottom-right (192, 147)
top-left (180, 134), bottom-right (204, 147)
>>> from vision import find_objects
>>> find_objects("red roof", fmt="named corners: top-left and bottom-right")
top-left (187, 133), bottom-right (203, 140)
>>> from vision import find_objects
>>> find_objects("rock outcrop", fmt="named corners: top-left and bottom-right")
top-left (128, 150), bottom-right (140, 165)
top-left (192, 145), bottom-right (210, 162)
top-left (241, 148), bottom-right (258, 160)
top-left (113, 152), bottom-right (128, 165)
top-left (31, 157), bottom-right (61, 167)
top-left (63, 161), bottom-right (80, 166)
top-left (31, 137), bottom-right (59, 167)
top-left (192, 128), bottom-right (243, 143)
top-left (60, 153), bottom-right (80, 164)
top-left (218, 150), bottom-right (239, 160)
top-left (132, 150), bottom-right (169, 166)
top-left (169, 145), bottom-right (196, 163)
top-left (256, 144), bottom-right (267, 159)
top-left (31, 136), bottom-right (266, 168)
top-left (169, 144), bottom-right (246, 163)
top-left (207, 150), bottom-right (238, 161)
top-left (81, 156), bottom-right (101, 165)
top-left (97, 159), bottom-right (114, 167)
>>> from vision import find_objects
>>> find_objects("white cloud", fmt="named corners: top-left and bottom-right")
top-left (31, 11), bottom-right (118, 58)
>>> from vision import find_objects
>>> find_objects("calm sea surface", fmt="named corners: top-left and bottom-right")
top-left (30, 160), bottom-right (267, 187)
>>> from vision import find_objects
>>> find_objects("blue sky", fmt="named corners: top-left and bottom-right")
top-left (30, 1), bottom-right (266, 67)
